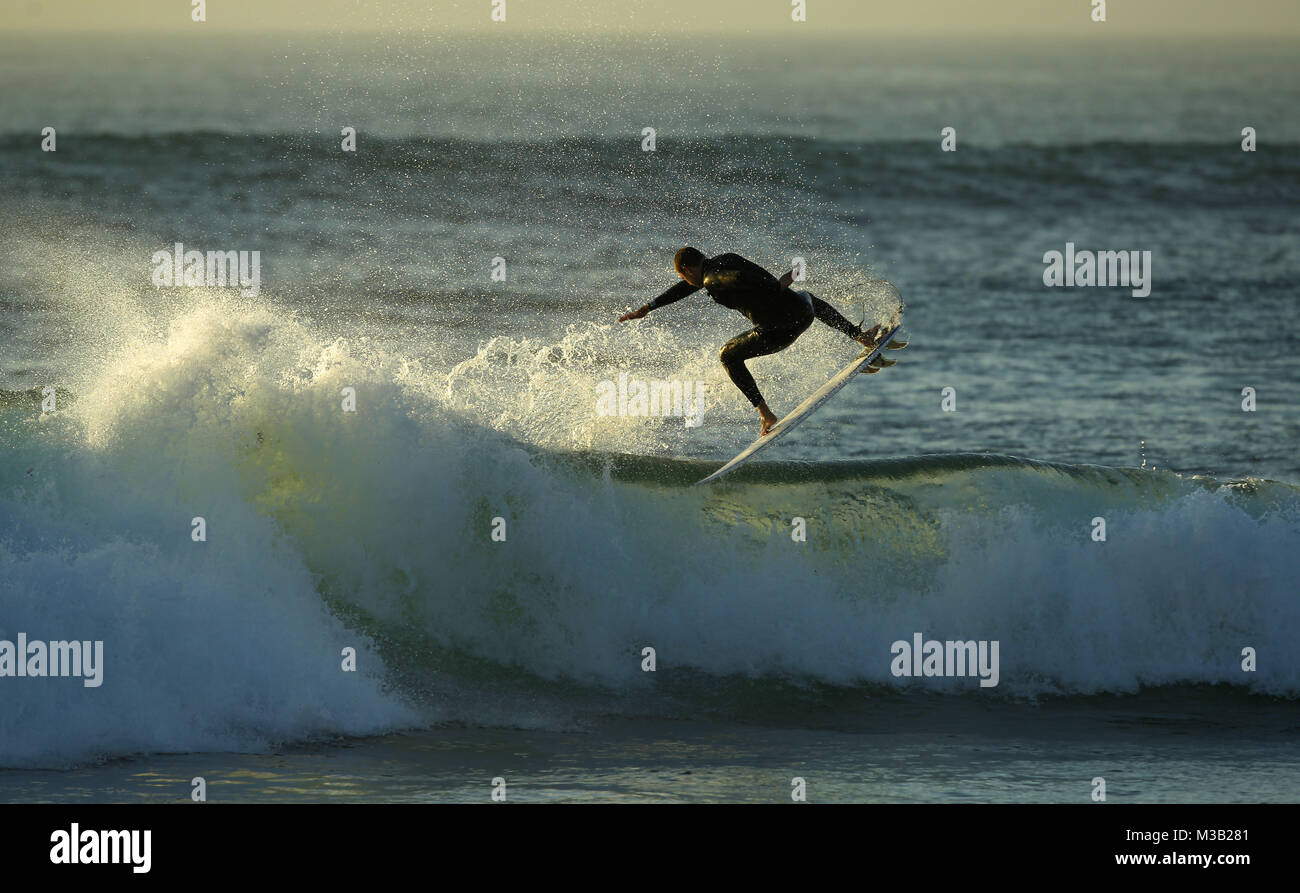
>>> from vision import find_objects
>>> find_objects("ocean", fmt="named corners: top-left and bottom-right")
top-left (1, 31), bottom-right (1298, 802)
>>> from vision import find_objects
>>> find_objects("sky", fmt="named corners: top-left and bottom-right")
top-left (3, 0), bottom-right (1298, 36)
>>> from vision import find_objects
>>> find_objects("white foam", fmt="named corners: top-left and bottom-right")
top-left (2, 303), bottom-right (1296, 769)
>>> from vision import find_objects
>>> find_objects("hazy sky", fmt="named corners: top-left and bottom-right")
top-left (4, 0), bottom-right (1298, 35)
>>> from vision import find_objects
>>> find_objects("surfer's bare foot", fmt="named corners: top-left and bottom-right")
top-left (758, 404), bottom-right (779, 436)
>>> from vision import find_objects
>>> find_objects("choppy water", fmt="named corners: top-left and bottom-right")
top-left (1, 32), bottom-right (1297, 801)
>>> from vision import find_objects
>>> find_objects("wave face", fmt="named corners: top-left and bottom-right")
top-left (2, 307), bottom-right (1298, 767)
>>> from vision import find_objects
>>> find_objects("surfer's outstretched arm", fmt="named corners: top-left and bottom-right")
top-left (809, 296), bottom-right (862, 337)
top-left (808, 295), bottom-right (887, 344)
top-left (776, 273), bottom-right (871, 340)
top-left (774, 270), bottom-right (882, 343)
top-left (617, 279), bottom-right (699, 322)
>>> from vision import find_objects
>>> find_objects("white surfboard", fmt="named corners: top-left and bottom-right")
top-left (695, 324), bottom-right (901, 485)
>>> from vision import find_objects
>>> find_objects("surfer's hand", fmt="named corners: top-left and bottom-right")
top-left (778, 271), bottom-right (794, 289)
top-left (856, 324), bottom-right (885, 346)
top-left (618, 306), bottom-right (649, 322)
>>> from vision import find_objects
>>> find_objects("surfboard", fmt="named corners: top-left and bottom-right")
top-left (694, 324), bottom-right (902, 485)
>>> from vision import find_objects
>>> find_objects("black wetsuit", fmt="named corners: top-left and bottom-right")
top-left (645, 253), bottom-right (863, 406)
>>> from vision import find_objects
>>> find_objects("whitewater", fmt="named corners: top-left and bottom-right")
top-left (2, 302), bottom-right (1297, 769)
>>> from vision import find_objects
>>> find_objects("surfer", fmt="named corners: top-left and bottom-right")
top-left (618, 247), bottom-right (885, 435)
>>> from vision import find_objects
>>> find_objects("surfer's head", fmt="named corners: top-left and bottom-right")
top-left (674, 246), bottom-right (705, 287)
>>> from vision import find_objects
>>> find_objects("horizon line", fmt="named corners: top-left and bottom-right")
top-left (2, 26), bottom-right (1299, 37)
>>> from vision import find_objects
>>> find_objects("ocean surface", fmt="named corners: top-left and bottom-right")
top-left (1, 32), bottom-right (1298, 802)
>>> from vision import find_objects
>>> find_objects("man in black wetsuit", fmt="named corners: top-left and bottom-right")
top-left (618, 246), bottom-right (884, 435)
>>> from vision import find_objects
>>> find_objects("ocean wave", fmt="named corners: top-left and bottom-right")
top-left (2, 306), bottom-right (1298, 766)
